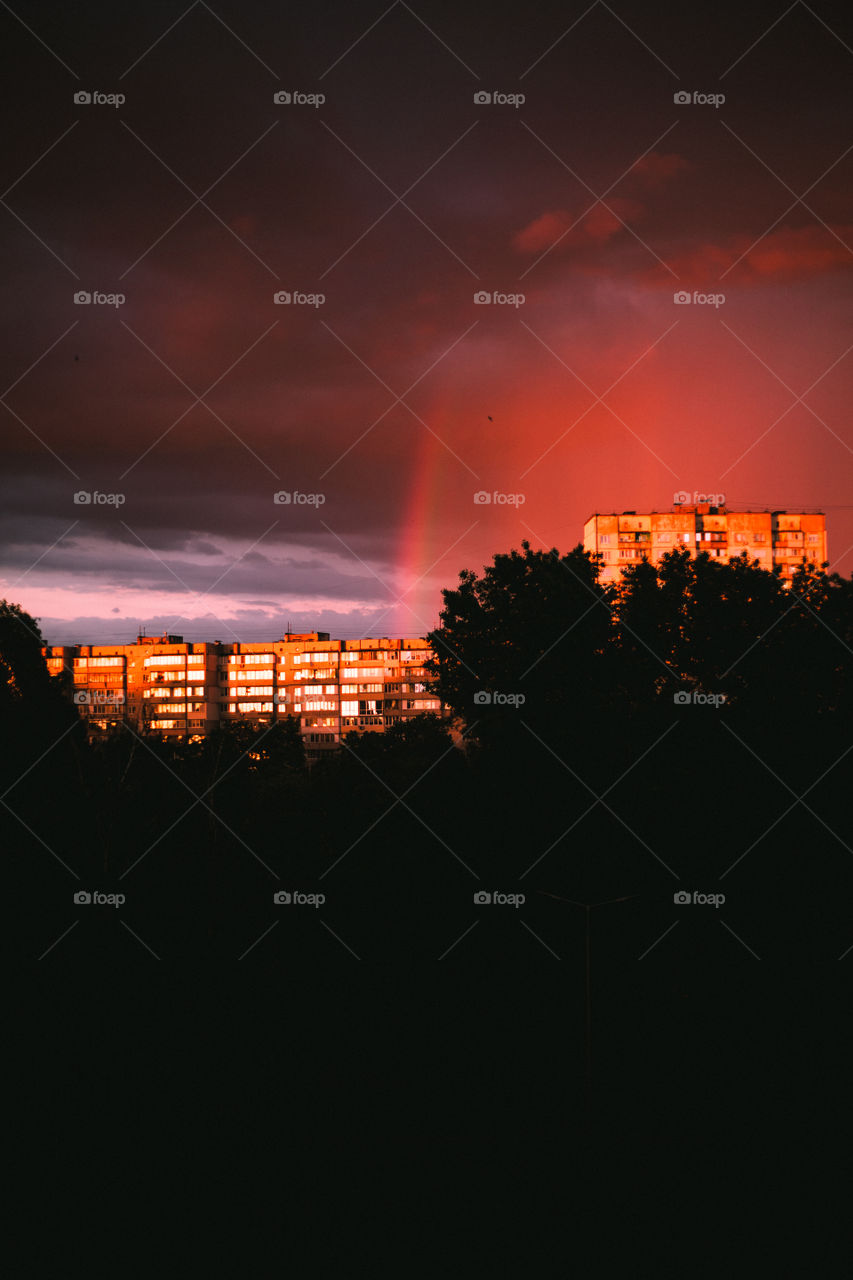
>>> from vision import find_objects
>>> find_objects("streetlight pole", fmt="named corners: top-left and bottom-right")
top-left (539, 891), bottom-right (636, 1107)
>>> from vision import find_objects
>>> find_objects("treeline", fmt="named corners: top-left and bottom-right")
top-left (1, 545), bottom-right (851, 961)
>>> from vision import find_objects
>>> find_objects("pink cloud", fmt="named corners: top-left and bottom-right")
top-left (636, 223), bottom-right (853, 288)
top-left (514, 198), bottom-right (644, 254)
top-left (629, 152), bottom-right (688, 186)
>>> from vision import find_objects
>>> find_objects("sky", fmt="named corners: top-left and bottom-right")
top-left (1, 0), bottom-right (851, 645)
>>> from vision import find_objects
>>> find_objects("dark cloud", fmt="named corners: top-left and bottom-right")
top-left (2, 0), bottom-right (852, 636)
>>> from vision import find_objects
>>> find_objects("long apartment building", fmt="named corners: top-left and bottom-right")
top-left (44, 632), bottom-right (441, 754)
top-left (583, 504), bottom-right (827, 586)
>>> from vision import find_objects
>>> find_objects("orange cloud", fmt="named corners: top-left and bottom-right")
top-left (746, 224), bottom-right (853, 279)
top-left (629, 152), bottom-right (688, 186)
top-left (637, 223), bottom-right (853, 288)
top-left (514, 198), bottom-right (643, 254)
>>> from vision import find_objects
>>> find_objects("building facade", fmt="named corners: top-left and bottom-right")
top-left (583, 505), bottom-right (827, 586)
top-left (44, 632), bottom-right (441, 754)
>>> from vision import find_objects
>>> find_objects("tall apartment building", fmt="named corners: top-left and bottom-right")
top-left (44, 632), bottom-right (441, 754)
top-left (583, 504), bottom-right (827, 586)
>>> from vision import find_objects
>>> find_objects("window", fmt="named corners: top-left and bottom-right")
top-left (599, 534), bottom-right (610, 545)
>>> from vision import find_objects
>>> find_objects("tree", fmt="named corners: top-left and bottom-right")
top-left (426, 542), bottom-right (614, 750)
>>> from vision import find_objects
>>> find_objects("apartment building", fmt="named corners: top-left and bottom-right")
top-left (44, 631), bottom-right (442, 754)
top-left (583, 504), bottom-right (827, 586)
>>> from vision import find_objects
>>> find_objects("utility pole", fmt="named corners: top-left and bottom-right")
top-left (539, 891), bottom-right (636, 1107)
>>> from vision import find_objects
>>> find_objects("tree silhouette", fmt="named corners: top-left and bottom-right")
top-left (426, 541), bottom-right (614, 752)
